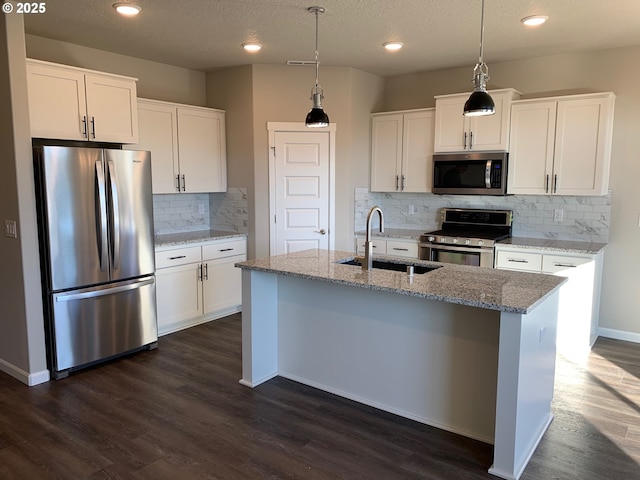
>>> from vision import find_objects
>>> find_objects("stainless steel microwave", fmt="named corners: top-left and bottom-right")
top-left (432, 151), bottom-right (508, 195)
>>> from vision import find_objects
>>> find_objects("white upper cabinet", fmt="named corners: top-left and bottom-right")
top-left (508, 92), bottom-right (615, 195)
top-left (26, 59), bottom-right (138, 143)
top-left (434, 88), bottom-right (521, 152)
top-left (370, 109), bottom-right (435, 193)
top-left (133, 99), bottom-right (227, 194)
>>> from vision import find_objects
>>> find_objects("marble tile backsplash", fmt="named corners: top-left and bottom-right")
top-left (355, 188), bottom-right (611, 243)
top-left (153, 187), bottom-right (248, 235)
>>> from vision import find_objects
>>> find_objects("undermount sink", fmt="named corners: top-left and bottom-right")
top-left (338, 258), bottom-right (440, 275)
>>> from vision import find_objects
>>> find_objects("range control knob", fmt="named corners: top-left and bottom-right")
top-left (478, 240), bottom-right (484, 246)
top-left (452, 238), bottom-right (458, 244)
top-left (427, 236), bottom-right (435, 242)
top-left (465, 239), bottom-right (471, 245)
top-left (439, 237), bottom-right (447, 243)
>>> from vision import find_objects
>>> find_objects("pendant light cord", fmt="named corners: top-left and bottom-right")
top-left (314, 8), bottom-right (320, 90)
top-left (478, 0), bottom-right (485, 65)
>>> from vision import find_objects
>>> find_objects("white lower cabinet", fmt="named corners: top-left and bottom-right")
top-left (495, 245), bottom-right (603, 358)
top-left (355, 236), bottom-right (419, 259)
top-left (155, 237), bottom-right (246, 336)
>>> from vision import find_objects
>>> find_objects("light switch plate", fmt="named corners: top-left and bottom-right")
top-left (553, 209), bottom-right (564, 222)
top-left (4, 220), bottom-right (17, 238)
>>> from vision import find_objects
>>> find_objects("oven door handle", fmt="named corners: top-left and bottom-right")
top-left (427, 244), bottom-right (494, 253)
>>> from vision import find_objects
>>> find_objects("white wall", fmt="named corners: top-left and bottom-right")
top-left (0, 14), bottom-right (48, 385)
top-left (383, 47), bottom-right (640, 339)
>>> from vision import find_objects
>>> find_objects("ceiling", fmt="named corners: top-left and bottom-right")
top-left (23, 0), bottom-right (640, 77)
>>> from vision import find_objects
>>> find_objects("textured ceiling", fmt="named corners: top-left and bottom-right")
top-left (23, 0), bottom-right (640, 77)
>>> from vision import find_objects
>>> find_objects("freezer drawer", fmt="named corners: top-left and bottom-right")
top-left (50, 277), bottom-right (158, 375)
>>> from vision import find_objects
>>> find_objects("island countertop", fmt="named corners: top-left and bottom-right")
top-left (236, 249), bottom-right (566, 314)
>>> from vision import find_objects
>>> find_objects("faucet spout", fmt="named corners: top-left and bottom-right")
top-left (363, 206), bottom-right (384, 270)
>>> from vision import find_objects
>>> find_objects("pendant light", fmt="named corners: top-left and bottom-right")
top-left (305, 6), bottom-right (330, 128)
top-left (463, 0), bottom-right (495, 116)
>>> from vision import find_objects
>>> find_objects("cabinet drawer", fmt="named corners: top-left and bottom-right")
top-left (386, 240), bottom-right (419, 259)
top-left (542, 254), bottom-right (591, 274)
top-left (155, 246), bottom-right (202, 269)
top-left (356, 238), bottom-right (387, 255)
top-left (495, 250), bottom-right (542, 272)
top-left (202, 239), bottom-right (247, 260)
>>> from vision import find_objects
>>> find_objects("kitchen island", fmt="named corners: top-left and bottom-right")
top-left (236, 250), bottom-right (566, 480)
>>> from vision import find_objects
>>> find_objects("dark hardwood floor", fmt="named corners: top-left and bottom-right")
top-left (1, 314), bottom-right (639, 479)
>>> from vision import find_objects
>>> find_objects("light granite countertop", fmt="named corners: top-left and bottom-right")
top-left (236, 249), bottom-right (566, 314)
top-left (498, 237), bottom-right (606, 255)
top-left (155, 230), bottom-right (247, 248)
top-left (354, 228), bottom-right (425, 240)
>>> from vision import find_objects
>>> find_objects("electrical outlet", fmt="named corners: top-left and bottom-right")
top-left (553, 209), bottom-right (564, 222)
top-left (198, 204), bottom-right (205, 214)
top-left (408, 205), bottom-right (415, 215)
top-left (4, 220), bottom-right (17, 238)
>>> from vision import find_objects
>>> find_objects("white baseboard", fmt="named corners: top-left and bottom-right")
top-left (598, 328), bottom-right (640, 344)
top-left (0, 358), bottom-right (50, 386)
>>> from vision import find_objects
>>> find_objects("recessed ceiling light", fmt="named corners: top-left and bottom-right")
top-left (383, 42), bottom-right (404, 51)
top-left (242, 42), bottom-right (262, 53)
top-left (521, 15), bottom-right (548, 26)
top-left (113, 3), bottom-right (142, 16)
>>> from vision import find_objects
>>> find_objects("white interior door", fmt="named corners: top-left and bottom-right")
top-left (269, 124), bottom-right (335, 255)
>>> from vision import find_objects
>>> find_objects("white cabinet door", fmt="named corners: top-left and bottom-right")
top-left (203, 254), bottom-right (246, 316)
top-left (370, 113), bottom-right (403, 192)
top-left (402, 110), bottom-right (434, 192)
top-left (133, 100), bottom-right (179, 194)
top-left (27, 61), bottom-right (87, 140)
top-left (507, 101), bottom-right (557, 194)
top-left (26, 59), bottom-right (138, 143)
top-left (84, 73), bottom-right (138, 143)
top-left (177, 107), bottom-right (227, 193)
top-left (508, 93), bottom-right (615, 196)
top-left (434, 89), bottom-right (520, 153)
top-left (155, 262), bottom-right (202, 335)
top-left (370, 109), bottom-right (434, 193)
top-left (553, 96), bottom-right (614, 195)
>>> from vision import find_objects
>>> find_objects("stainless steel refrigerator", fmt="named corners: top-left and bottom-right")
top-left (34, 146), bottom-right (158, 379)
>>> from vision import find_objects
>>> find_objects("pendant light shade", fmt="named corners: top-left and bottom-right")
top-left (464, 0), bottom-right (495, 116)
top-left (305, 6), bottom-right (329, 128)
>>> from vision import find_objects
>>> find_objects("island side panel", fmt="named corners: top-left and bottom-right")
top-left (489, 290), bottom-right (559, 480)
top-left (240, 269), bottom-right (278, 387)
top-left (276, 274), bottom-right (501, 443)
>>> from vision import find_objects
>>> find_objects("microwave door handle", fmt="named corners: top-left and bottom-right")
top-left (485, 160), bottom-right (492, 188)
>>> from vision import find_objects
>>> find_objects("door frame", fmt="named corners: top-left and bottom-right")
top-left (267, 122), bottom-right (336, 256)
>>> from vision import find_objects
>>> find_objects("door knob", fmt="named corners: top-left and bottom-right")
top-left (315, 229), bottom-right (327, 235)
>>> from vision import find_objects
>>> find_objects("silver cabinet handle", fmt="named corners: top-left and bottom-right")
top-left (219, 248), bottom-right (235, 252)
top-left (554, 174), bottom-right (558, 194)
top-left (396, 175), bottom-right (399, 190)
top-left (545, 174), bottom-right (550, 193)
top-left (315, 229), bottom-right (327, 235)
top-left (401, 175), bottom-right (405, 190)
top-left (392, 247), bottom-right (409, 251)
top-left (90, 116), bottom-right (96, 139)
top-left (168, 255), bottom-right (187, 260)
top-left (175, 174), bottom-right (181, 192)
top-left (507, 258), bottom-right (528, 263)
top-left (204, 263), bottom-right (209, 280)
top-left (181, 174), bottom-right (186, 192)
top-left (82, 115), bottom-right (88, 139)
top-left (554, 263), bottom-right (576, 268)
top-left (198, 264), bottom-right (203, 281)
top-left (463, 131), bottom-right (468, 149)
top-left (469, 131), bottom-right (474, 149)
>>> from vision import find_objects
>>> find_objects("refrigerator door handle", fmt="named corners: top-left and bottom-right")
top-left (54, 277), bottom-right (155, 302)
top-left (108, 160), bottom-right (121, 270)
top-left (95, 160), bottom-right (109, 272)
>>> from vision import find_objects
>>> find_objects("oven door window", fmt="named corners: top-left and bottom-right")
top-left (434, 160), bottom-right (492, 189)
top-left (432, 248), bottom-right (481, 267)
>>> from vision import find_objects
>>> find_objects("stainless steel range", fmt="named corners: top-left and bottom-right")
top-left (419, 208), bottom-right (512, 267)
